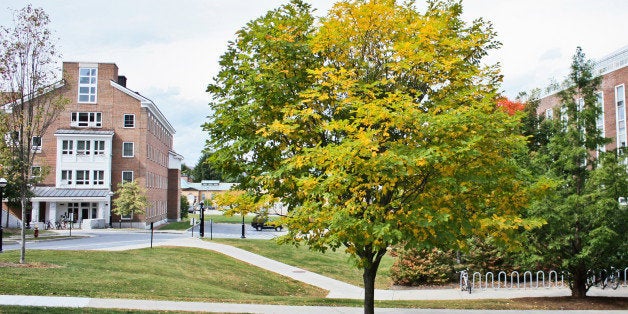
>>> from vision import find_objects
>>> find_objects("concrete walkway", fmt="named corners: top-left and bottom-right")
top-left (3, 295), bottom-right (622, 314)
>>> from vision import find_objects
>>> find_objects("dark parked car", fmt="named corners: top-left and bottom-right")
top-left (251, 214), bottom-right (283, 231)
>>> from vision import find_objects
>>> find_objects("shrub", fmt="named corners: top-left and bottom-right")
top-left (180, 196), bottom-right (189, 219)
top-left (390, 248), bottom-right (455, 286)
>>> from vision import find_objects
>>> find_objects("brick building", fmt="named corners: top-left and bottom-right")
top-left (537, 46), bottom-right (628, 151)
top-left (13, 62), bottom-right (182, 229)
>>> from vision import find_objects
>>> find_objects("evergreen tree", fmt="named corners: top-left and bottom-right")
top-left (525, 47), bottom-right (625, 297)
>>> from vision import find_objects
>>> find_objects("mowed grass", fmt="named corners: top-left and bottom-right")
top-left (0, 247), bottom-right (326, 303)
top-left (211, 238), bottom-right (395, 289)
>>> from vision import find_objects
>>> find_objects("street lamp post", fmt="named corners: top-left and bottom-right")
top-left (0, 178), bottom-right (7, 253)
top-left (241, 214), bottom-right (246, 239)
top-left (199, 202), bottom-right (204, 238)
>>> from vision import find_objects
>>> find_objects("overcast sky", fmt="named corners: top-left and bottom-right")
top-left (1, 0), bottom-right (627, 166)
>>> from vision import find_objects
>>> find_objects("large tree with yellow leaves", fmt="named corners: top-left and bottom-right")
top-left (205, 1), bottom-right (539, 312)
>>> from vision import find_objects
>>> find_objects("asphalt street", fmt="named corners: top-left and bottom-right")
top-left (1, 222), bottom-right (285, 251)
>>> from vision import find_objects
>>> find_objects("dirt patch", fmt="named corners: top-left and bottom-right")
top-left (513, 297), bottom-right (628, 310)
top-left (0, 262), bottom-right (61, 269)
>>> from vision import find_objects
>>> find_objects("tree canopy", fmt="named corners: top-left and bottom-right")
top-left (112, 180), bottom-right (148, 219)
top-left (205, 1), bottom-right (540, 312)
top-left (0, 5), bottom-right (66, 263)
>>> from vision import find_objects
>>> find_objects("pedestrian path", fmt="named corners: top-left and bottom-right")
top-left (101, 236), bottom-right (628, 300)
top-left (4, 294), bottom-right (616, 314)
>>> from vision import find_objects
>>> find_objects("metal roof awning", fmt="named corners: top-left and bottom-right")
top-left (31, 187), bottom-right (112, 202)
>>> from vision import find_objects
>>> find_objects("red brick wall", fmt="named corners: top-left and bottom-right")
top-left (536, 66), bottom-right (628, 151)
top-left (33, 62), bottom-right (176, 224)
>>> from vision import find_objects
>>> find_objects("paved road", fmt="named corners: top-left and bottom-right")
top-left (190, 221), bottom-right (286, 240)
top-left (2, 229), bottom-right (183, 251)
top-left (1, 222), bottom-right (285, 251)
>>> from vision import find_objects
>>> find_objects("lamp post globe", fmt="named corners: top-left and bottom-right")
top-left (0, 178), bottom-right (7, 253)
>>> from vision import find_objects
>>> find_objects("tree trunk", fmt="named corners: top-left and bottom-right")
top-left (363, 265), bottom-right (377, 314)
top-left (20, 195), bottom-right (27, 264)
top-left (361, 247), bottom-right (387, 314)
top-left (571, 265), bottom-right (588, 298)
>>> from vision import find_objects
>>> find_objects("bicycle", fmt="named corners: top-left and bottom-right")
top-left (602, 267), bottom-right (621, 290)
top-left (44, 220), bottom-right (53, 230)
top-left (588, 267), bottom-right (621, 290)
top-left (459, 269), bottom-right (472, 294)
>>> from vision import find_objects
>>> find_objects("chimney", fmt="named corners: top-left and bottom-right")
top-left (117, 75), bottom-right (127, 87)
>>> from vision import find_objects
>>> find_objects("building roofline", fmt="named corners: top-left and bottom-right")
top-left (1, 80), bottom-right (66, 111)
top-left (109, 80), bottom-right (176, 135)
top-left (539, 45), bottom-right (628, 99)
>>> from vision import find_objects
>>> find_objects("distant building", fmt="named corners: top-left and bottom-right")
top-left (3, 62), bottom-right (183, 229)
top-left (536, 46), bottom-right (628, 151)
top-left (181, 180), bottom-right (237, 209)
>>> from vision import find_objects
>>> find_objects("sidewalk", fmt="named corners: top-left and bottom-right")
top-left (98, 236), bottom-right (628, 301)
top-left (0, 295), bottom-right (623, 314)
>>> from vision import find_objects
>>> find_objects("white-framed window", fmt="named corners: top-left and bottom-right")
top-left (75, 170), bottom-right (90, 185)
top-left (545, 108), bottom-right (553, 120)
top-left (71, 112), bottom-right (102, 127)
top-left (4, 130), bottom-right (19, 146)
top-left (62, 140), bottom-right (73, 155)
top-left (78, 67), bottom-right (97, 103)
top-left (122, 171), bottom-right (134, 183)
top-left (616, 85), bottom-right (626, 148)
top-left (94, 140), bottom-right (105, 155)
top-left (596, 92), bottom-right (606, 153)
top-left (560, 105), bottom-right (568, 126)
top-left (576, 98), bottom-right (584, 112)
top-left (92, 170), bottom-right (105, 185)
top-left (124, 114), bottom-right (135, 128)
top-left (77, 140), bottom-right (91, 155)
top-left (31, 136), bottom-right (42, 152)
top-left (122, 142), bottom-right (134, 157)
top-left (31, 166), bottom-right (41, 179)
top-left (61, 170), bottom-right (73, 185)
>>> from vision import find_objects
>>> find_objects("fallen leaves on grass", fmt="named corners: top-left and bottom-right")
top-left (0, 262), bottom-right (61, 269)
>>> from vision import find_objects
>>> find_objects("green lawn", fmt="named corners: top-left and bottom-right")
top-left (211, 238), bottom-right (394, 289)
top-left (0, 247), bottom-right (326, 303)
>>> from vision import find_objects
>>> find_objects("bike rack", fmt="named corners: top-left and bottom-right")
top-left (523, 271), bottom-right (533, 289)
top-left (510, 271), bottom-right (520, 289)
top-left (485, 272), bottom-right (495, 290)
top-left (497, 271), bottom-right (507, 288)
top-left (536, 271), bottom-right (546, 288)
top-left (548, 270), bottom-right (564, 288)
top-left (465, 268), bottom-right (623, 291)
top-left (472, 272), bottom-right (482, 290)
